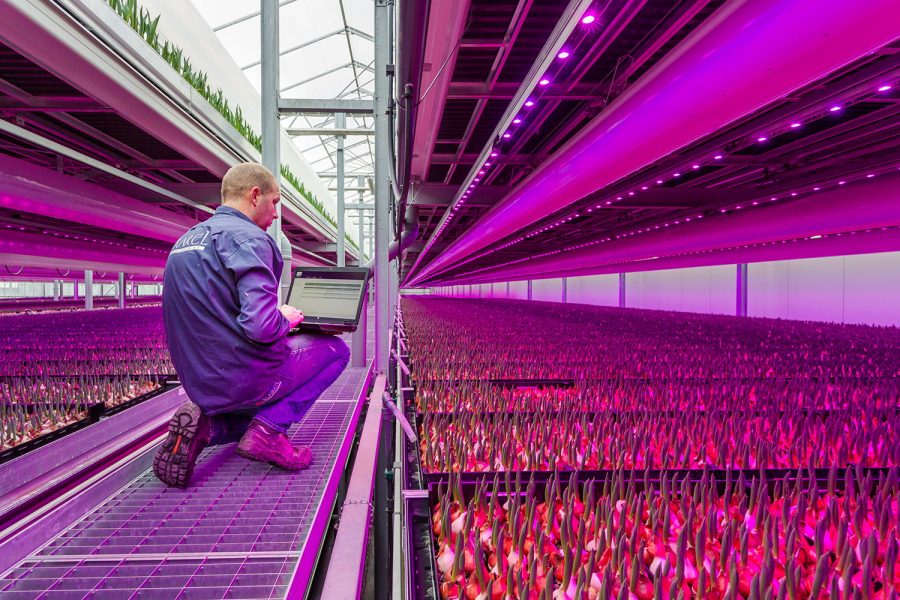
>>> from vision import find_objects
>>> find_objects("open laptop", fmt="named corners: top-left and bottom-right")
top-left (285, 266), bottom-right (371, 334)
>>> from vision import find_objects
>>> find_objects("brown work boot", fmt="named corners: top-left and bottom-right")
top-left (152, 401), bottom-right (211, 488)
top-left (235, 420), bottom-right (313, 470)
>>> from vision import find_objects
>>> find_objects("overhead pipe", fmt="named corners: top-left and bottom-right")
top-left (0, 266), bottom-right (161, 283)
top-left (0, 155), bottom-right (196, 243)
top-left (396, 0), bottom-right (430, 192)
top-left (411, 0), bottom-right (900, 284)
top-left (441, 175), bottom-right (900, 283)
top-left (0, 229), bottom-right (166, 275)
top-left (409, 0), bottom-right (470, 181)
top-left (390, 0), bottom-right (429, 264)
top-left (366, 204), bottom-right (419, 268)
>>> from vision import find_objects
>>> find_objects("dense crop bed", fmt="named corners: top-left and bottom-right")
top-left (400, 297), bottom-right (900, 598)
top-left (0, 306), bottom-right (172, 451)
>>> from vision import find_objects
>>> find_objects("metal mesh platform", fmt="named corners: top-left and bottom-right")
top-left (1, 320), bottom-right (374, 599)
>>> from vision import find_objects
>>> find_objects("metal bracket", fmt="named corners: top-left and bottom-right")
top-left (382, 393), bottom-right (416, 443)
top-left (391, 349), bottom-right (410, 377)
top-left (401, 489), bottom-right (429, 500)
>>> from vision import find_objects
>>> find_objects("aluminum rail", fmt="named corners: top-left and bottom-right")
top-left (315, 373), bottom-right (387, 599)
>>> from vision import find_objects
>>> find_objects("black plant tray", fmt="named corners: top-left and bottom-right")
top-left (423, 465), bottom-right (896, 495)
top-left (0, 373), bottom-right (176, 380)
top-left (411, 375), bottom-right (900, 387)
top-left (103, 378), bottom-right (179, 417)
top-left (0, 402), bottom-right (104, 465)
top-left (412, 406), bottom-right (900, 420)
top-left (0, 377), bottom-right (177, 464)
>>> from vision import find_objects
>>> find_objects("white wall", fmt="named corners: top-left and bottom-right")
top-left (749, 252), bottom-right (900, 325)
top-left (509, 281), bottom-right (529, 300)
top-left (567, 274), bottom-right (619, 307)
top-left (532, 278), bottom-right (563, 302)
top-left (627, 265), bottom-right (735, 314)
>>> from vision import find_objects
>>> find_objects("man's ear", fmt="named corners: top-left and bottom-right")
top-left (248, 186), bottom-right (261, 207)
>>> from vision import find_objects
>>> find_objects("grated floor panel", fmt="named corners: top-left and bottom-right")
top-left (1, 319), bottom-right (374, 600)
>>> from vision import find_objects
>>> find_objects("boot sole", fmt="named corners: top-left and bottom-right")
top-left (152, 404), bottom-right (208, 488)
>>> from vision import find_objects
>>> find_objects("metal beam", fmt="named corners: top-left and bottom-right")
top-left (277, 98), bottom-right (375, 115)
top-left (373, 0), bottom-right (390, 370)
top-left (84, 269), bottom-right (93, 310)
top-left (241, 28), bottom-right (348, 70)
top-left (336, 112), bottom-right (346, 267)
top-left (261, 0), bottom-right (289, 302)
top-left (318, 171), bottom-right (375, 178)
top-left (446, 81), bottom-right (607, 100)
top-left (736, 263), bottom-right (748, 316)
top-left (279, 61), bottom-right (374, 94)
top-left (287, 128), bottom-right (374, 136)
top-left (213, 0), bottom-right (300, 31)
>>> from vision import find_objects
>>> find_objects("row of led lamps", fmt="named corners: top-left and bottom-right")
top-left (429, 9), bottom-right (604, 243)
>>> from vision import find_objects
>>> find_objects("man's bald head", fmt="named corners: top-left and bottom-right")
top-left (221, 163), bottom-right (281, 230)
top-left (221, 163), bottom-right (277, 203)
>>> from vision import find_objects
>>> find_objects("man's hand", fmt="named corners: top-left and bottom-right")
top-left (279, 304), bottom-right (304, 328)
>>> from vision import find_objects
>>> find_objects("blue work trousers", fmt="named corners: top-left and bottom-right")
top-left (210, 333), bottom-right (350, 444)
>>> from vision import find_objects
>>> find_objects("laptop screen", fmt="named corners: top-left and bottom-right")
top-left (286, 268), bottom-right (369, 323)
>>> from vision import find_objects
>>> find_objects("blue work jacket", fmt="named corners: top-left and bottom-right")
top-left (162, 205), bottom-right (290, 413)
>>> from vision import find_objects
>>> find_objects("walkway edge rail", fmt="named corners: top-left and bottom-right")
top-left (313, 372), bottom-right (387, 599)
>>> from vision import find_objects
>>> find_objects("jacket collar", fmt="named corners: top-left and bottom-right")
top-left (215, 204), bottom-right (257, 227)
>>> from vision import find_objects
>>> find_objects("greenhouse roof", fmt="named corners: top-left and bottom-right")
top-left (191, 0), bottom-right (375, 203)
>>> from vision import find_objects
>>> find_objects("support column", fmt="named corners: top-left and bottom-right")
top-left (336, 113), bottom-right (346, 267)
top-left (357, 176), bottom-right (366, 265)
top-left (351, 294), bottom-right (368, 367)
top-left (117, 272), bottom-right (126, 308)
top-left (561, 277), bottom-right (567, 303)
top-left (736, 263), bottom-right (748, 317)
top-left (52, 280), bottom-right (60, 301)
top-left (618, 273), bottom-right (626, 308)
top-left (527, 280), bottom-right (533, 300)
top-left (389, 263), bottom-right (399, 328)
top-left (372, 4), bottom-right (393, 599)
top-left (84, 270), bottom-right (93, 310)
top-left (261, 0), bottom-right (289, 303)
top-left (373, 0), bottom-right (390, 374)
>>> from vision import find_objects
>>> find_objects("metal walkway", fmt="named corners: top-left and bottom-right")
top-left (0, 323), bottom-right (375, 599)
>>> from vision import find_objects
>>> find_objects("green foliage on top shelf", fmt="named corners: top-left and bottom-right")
top-left (103, 0), bottom-right (351, 242)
